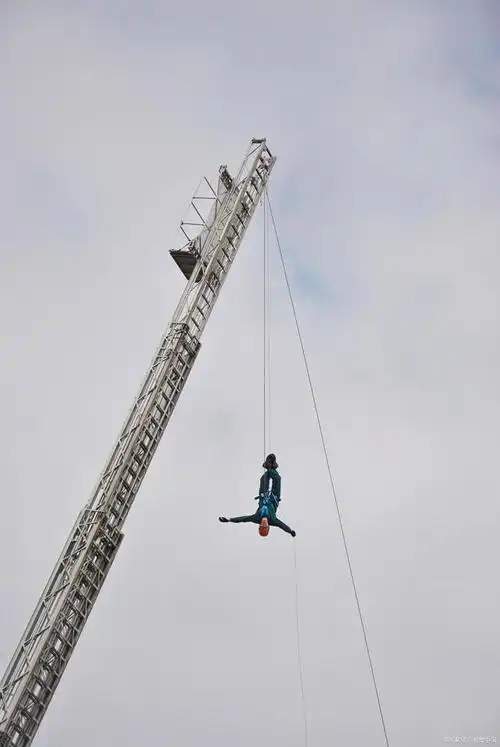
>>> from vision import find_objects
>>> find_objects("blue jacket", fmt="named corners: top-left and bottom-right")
top-left (259, 468), bottom-right (281, 499)
top-left (255, 468), bottom-right (281, 512)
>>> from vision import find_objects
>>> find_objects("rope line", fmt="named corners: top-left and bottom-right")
top-left (262, 193), bottom-right (272, 456)
top-left (266, 191), bottom-right (391, 747)
top-left (266, 201), bottom-right (272, 454)
top-left (263, 192), bottom-right (268, 457)
top-left (293, 540), bottom-right (309, 746)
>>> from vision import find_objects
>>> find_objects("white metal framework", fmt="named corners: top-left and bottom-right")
top-left (0, 138), bottom-right (275, 747)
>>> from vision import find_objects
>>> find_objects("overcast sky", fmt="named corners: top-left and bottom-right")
top-left (1, 1), bottom-right (500, 745)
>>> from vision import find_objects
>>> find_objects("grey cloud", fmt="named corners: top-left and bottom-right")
top-left (1, 1), bottom-right (499, 745)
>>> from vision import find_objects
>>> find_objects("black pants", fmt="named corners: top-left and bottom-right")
top-left (229, 510), bottom-right (294, 536)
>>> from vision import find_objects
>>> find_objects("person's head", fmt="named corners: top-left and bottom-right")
top-left (259, 522), bottom-right (269, 537)
top-left (263, 453), bottom-right (278, 470)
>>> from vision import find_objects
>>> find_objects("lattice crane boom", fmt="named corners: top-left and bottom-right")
top-left (0, 138), bottom-right (275, 747)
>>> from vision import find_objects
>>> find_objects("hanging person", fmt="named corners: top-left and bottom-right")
top-left (218, 453), bottom-right (296, 537)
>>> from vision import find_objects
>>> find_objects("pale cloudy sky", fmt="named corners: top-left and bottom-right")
top-left (1, 1), bottom-right (500, 745)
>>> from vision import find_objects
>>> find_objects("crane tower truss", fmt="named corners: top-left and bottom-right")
top-left (0, 138), bottom-right (275, 747)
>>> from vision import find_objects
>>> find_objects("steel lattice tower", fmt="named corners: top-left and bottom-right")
top-left (0, 138), bottom-right (275, 747)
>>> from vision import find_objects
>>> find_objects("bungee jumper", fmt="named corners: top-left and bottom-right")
top-left (218, 453), bottom-right (296, 538)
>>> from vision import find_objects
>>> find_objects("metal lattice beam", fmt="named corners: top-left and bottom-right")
top-left (0, 138), bottom-right (275, 746)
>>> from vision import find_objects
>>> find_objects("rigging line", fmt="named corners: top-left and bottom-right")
top-left (293, 539), bottom-right (309, 746)
top-left (266, 192), bottom-right (391, 747)
top-left (263, 189), bottom-right (272, 456)
top-left (263, 191), bottom-right (268, 457)
top-left (266, 193), bottom-right (272, 452)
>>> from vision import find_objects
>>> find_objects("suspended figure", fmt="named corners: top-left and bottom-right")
top-left (219, 454), bottom-right (296, 538)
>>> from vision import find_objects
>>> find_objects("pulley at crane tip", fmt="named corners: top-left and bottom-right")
top-left (259, 517), bottom-right (269, 537)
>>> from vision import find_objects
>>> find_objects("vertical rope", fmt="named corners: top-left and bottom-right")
top-left (263, 192), bottom-right (268, 457)
top-left (293, 540), bottom-right (309, 746)
top-left (263, 190), bottom-right (273, 457)
top-left (266, 194), bottom-right (272, 453)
